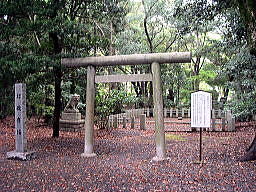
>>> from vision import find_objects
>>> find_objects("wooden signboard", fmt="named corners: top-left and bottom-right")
top-left (191, 91), bottom-right (212, 163)
top-left (191, 91), bottom-right (212, 128)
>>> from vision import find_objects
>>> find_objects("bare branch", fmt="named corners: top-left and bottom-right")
top-left (154, 35), bottom-right (166, 50)
top-left (28, 14), bottom-right (41, 47)
top-left (165, 33), bottom-right (179, 52)
top-left (199, 56), bottom-right (206, 71)
top-left (93, 20), bottom-right (105, 37)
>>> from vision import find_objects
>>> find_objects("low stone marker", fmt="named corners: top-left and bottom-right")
top-left (122, 116), bottom-right (126, 128)
top-left (114, 117), bottom-right (118, 128)
top-left (226, 110), bottom-right (235, 131)
top-left (7, 83), bottom-right (36, 160)
top-left (140, 114), bottom-right (146, 130)
top-left (131, 117), bottom-right (135, 129)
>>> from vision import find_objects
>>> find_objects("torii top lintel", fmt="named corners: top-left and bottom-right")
top-left (62, 52), bottom-right (191, 68)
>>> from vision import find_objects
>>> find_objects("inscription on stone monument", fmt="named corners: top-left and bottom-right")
top-left (191, 91), bottom-right (212, 128)
top-left (7, 83), bottom-right (35, 160)
top-left (15, 83), bottom-right (27, 152)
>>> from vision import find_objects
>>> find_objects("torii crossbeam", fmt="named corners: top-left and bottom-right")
top-left (62, 52), bottom-right (191, 161)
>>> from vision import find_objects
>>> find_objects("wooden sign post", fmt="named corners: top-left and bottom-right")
top-left (7, 83), bottom-right (36, 160)
top-left (191, 91), bottom-right (212, 163)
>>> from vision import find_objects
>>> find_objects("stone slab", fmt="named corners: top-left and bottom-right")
top-left (60, 123), bottom-right (84, 128)
top-left (59, 119), bottom-right (85, 132)
top-left (59, 119), bottom-right (85, 125)
top-left (151, 156), bottom-right (170, 162)
top-left (7, 150), bottom-right (36, 161)
top-left (81, 152), bottom-right (97, 158)
top-left (60, 127), bottom-right (83, 132)
top-left (61, 112), bottom-right (81, 121)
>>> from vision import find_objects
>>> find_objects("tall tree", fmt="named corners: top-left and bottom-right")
top-left (174, 0), bottom-right (256, 161)
top-left (214, 0), bottom-right (256, 161)
top-left (0, 0), bottom-right (127, 137)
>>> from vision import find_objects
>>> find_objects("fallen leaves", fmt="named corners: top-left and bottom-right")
top-left (0, 117), bottom-right (256, 191)
top-left (165, 133), bottom-right (187, 141)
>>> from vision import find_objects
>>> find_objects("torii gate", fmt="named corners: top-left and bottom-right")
top-left (62, 52), bottom-right (191, 161)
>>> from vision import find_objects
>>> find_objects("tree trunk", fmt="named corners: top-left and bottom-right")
top-left (237, 0), bottom-right (256, 161)
top-left (167, 89), bottom-right (174, 102)
top-left (49, 32), bottom-right (62, 138)
top-left (44, 85), bottom-right (53, 125)
top-left (177, 80), bottom-right (180, 105)
top-left (222, 87), bottom-right (229, 104)
top-left (240, 136), bottom-right (256, 161)
top-left (70, 79), bottom-right (76, 94)
top-left (149, 82), bottom-right (153, 108)
top-left (0, 77), bottom-right (10, 119)
top-left (52, 66), bottom-right (62, 137)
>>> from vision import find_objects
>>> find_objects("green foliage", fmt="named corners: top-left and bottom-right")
top-left (0, 0), bottom-right (128, 124)
top-left (95, 88), bottom-right (137, 129)
top-left (224, 48), bottom-right (256, 120)
top-left (1, 0), bottom-right (255, 125)
top-left (228, 96), bottom-right (256, 121)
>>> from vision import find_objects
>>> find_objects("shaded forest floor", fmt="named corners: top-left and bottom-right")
top-left (1, 117), bottom-right (256, 191)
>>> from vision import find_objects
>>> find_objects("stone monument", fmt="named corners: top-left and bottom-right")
top-left (59, 94), bottom-right (85, 132)
top-left (7, 83), bottom-right (36, 160)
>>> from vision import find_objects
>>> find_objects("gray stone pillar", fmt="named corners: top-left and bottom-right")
top-left (182, 108), bottom-right (185, 118)
top-left (7, 83), bottom-right (36, 160)
top-left (170, 108), bottom-right (173, 118)
top-left (131, 117), bottom-right (135, 129)
top-left (15, 83), bottom-right (27, 152)
top-left (140, 114), bottom-right (146, 130)
top-left (226, 110), bottom-right (234, 131)
top-left (218, 110), bottom-right (221, 118)
top-left (114, 116), bottom-right (118, 129)
top-left (164, 108), bottom-right (167, 118)
top-left (151, 62), bottom-right (167, 161)
top-left (81, 66), bottom-right (97, 158)
top-left (122, 116), bottom-right (126, 128)
top-left (221, 118), bottom-right (226, 131)
top-left (147, 108), bottom-right (150, 117)
top-left (211, 109), bottom-right (216, 131)
top-left (232, 117), bottom-right (236, 131)
top-left (176, 108), bottom-right (179, 118)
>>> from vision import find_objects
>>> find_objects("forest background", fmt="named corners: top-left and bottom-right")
top-left (0, 0), bottom-right (255, 139)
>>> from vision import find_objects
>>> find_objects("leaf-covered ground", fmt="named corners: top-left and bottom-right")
top-left (1, 117), bottom-right (256, 191)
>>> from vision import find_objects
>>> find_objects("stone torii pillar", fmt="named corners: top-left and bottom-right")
top-left (62, 52), bottom-right (191, 160)
top-left (151, 62), bottom-right (166, 161)
top-left (81, 66), bottom-right (97, 157)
